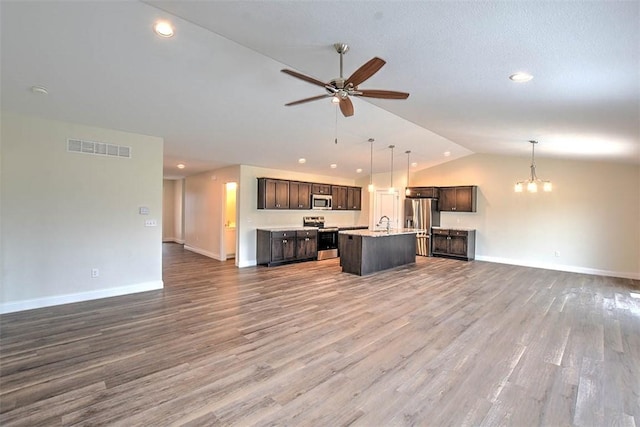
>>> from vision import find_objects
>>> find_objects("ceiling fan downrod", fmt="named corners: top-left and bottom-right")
top-left (334, 43), bottom-right (349, 79)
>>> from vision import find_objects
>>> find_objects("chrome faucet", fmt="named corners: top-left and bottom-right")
top-left (377, 215), bottom-right (391, 232)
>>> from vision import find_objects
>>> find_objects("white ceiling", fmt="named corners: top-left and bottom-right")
top-left (1, 1), bottom-right (638, 180)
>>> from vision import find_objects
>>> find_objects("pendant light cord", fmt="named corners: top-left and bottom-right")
top-left (334, 106), bottom-right (338, 144)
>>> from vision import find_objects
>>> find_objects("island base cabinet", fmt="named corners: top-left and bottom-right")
top-left (431, 229), bottom-right (476, 261)
top-left (339, 233), bottom-right (416, 275)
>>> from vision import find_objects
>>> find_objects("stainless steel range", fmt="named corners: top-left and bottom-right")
top-left (303, 216), bottom-right (339, 260)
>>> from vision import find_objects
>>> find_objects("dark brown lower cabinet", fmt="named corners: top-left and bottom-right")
top-left (257, 229), bottom-right (317, 266)
top-left (432, 228), bottom-right (476, 261)
top-left (295, 230), bottom-right (317, 259)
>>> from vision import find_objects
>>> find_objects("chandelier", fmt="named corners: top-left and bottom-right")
top-left (515, 140), bottom-right (552, 193)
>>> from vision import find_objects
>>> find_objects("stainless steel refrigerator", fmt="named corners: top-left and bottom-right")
top-left (404, 198), bottom-right (440, 256)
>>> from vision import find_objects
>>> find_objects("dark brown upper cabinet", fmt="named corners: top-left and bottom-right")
top-left (289, 181), bottom-right (311, 209)
top-left (405, 186), bottom-right (439, 199)
top-left (257, 178), bottom-right (289, 209)
top-left (438, 186), bottom-right (477, 212)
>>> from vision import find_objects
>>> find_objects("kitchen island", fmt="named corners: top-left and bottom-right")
top-left (338, 229), bottom-right (418, 275)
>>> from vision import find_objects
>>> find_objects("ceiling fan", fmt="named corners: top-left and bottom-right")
top-left (281, 43), bottom-right (410, 117)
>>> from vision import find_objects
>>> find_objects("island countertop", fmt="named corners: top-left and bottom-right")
top-left (338, 228), bottom-right (418, 237)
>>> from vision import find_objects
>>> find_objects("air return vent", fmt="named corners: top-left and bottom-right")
top-left (67, 139), bottom-right (131, 158)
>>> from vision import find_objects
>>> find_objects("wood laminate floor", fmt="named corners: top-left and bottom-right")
top-left (1, 243), bottom-right (639, 426)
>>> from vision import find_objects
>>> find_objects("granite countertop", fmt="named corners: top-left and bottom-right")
top-left (257, 226), bottom-right (318, 232)
top-left (431, 226), bottom-right (476, 231)
top-left (338, 228), bottom-right (419, 237)
top-left (337, 225), bottom-right (369, 231)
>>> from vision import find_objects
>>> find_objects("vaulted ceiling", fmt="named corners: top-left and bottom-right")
top-left (1, 1), bottom-right (638, 179)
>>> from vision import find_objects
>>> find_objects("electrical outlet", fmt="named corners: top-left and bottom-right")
top-left (145, 219), bottom-right (157, 227)
top-left (91, 268), bottom-right (99, 278)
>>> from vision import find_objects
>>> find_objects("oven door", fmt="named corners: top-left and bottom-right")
top-left (317, 229), bottom-right (338, 260)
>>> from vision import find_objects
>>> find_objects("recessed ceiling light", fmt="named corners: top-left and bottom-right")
top-left (31, 85), bottom-right (48, 95)
top-left (509, 72), bottom-right (533, 82)
top-left (356, 168), bottom-right (363, 173)
top-left (330, 164), bottom-right (337, 169)
top-left (411, 162), bottom-right (418, 167)
top-left (176, 163), bottom-right (185, 169)
top-left (444, 151), bottom-right (451, 157)
top-left (298, 158), bottom-right (306, 164)
top-left (154, 21), bottom-right (174, 38)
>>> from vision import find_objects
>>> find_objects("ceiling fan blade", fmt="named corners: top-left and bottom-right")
top-left (339, 97), bottom-right (354, 117)
top-left (285, 94), bottom-right (331, 106)
top-left (345, 57), bottom-right (386, 87)
top-left (281, 69), bottom-right (327, 88)
top-left (357, 89), bottom-right (410, 99)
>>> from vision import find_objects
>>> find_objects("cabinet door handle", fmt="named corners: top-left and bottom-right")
top-left (283, 239), bottom-right (287, 243)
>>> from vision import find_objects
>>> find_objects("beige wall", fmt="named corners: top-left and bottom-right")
top-left (1, 112), bottom-right (164, 313)
top-left (184, 166), bottom-right (240, 260)
top-left (233, 165), bottom-right (363, 266)
top-left (411, 153), bottom-right (640, 278)
top-left (162, 179), bottom-right (176, 241)
top-left (162, 178), bottom-right (184, 243)
top-left (180, 164), bottom-right (383, 267)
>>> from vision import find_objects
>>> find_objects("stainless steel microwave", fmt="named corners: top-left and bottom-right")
top-left (312, 194), bottom-right (332, 210)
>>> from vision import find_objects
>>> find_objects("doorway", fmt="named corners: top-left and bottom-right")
top-left (223, 181), bottom-right (237, 261)
top-left (372, 189), bottom-right (399, 229)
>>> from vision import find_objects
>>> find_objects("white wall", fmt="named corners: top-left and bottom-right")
top-left (0, 112), bottom-right (164, 313)
top-left (411, 153), bottom-right (640, 279)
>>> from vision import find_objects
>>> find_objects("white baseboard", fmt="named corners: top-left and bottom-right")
top-left (238, 259), bottom-right (257, 268)
top-left (475, 255), bottom-right (640, 280)
top-left (184, 245), bottom-right (223, 261)
top-left (0, 280), bottom-right (164, 314)
top-left (163, 238), bottom-right (185, 244)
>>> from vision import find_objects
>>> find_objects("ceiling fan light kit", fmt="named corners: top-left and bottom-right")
top-left (281, 43), bottom-right (410, 117)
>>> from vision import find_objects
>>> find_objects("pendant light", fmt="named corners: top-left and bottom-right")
top-left (515, 140), bottom-right (552, 193)
top-left (405, 150), bottom-right (411, 196)
top-left (388, 145), bottom-right (396, 194)
top-left (368, 138), bottom-right (375, 192)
